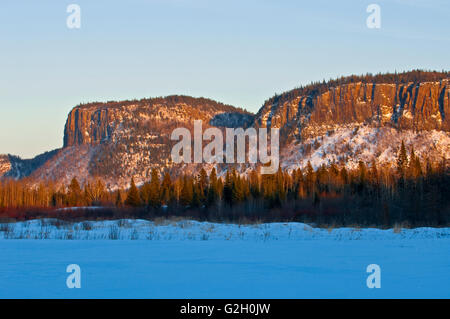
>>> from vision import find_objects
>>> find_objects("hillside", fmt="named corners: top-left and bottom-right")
top-left (21, 95), bottom-right (253, 188)
top-left (255, 70), bottom-right (449, 170)
top-left (0, 71), bottom-right (449, 189)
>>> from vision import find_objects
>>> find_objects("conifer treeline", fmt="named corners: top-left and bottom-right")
top-left (1, 141), bottom-right (448, 226)
top-left (266, 69), bottom-right (450, 107)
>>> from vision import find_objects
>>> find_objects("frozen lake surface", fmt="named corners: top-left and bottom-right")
top-left (0, 219), bottom-right (449, 298)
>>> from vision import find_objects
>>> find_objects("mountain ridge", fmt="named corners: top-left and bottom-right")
top-left (2, 70), bottom-right (449, 189)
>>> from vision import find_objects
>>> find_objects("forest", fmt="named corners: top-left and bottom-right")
top-left (0, 141), bottom-right (448, 228)
top-left (264, 69), bottom-right (450, 108)
top-left (76, 94), bottom-right (251, 115)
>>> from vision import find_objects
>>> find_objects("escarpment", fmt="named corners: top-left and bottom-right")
top-left (63, 96), bottom-right (252, 147)
top-left (2, 71), bottom-right (449, 188)
top-left (255, 79), bottom-right (449, 141)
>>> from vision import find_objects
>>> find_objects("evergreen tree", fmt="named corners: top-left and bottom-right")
top-left (408, 146), bottom-right (417, 178)
top-left (180, 175), bottom-right (193, 206)
top-left (276, 167), bottom-right (286, 200)
top-left (223, 171), bottom-right (233, 206)
top-left (115, 190), bottom-right (124, 207)
top-left (397, 140), bottom-right (408, 177)
top-left (293, 168), bottom-right (305, 198)
top-left (148, 169), bottom-right (161, 208)
top-left (249, 169), bottom-right (260, 198)
top-left (358, 161), bottom-right (367, 185)
top-left (198, 168), bottom-right (208, 197)
top-left (232, 174), bottom-right (245, 204)
top-left (413, 157), bottom-right (423, 178)
top-left (191, 183), bottom-right (202, 208)
top-left (340, 166), bottom-right (349, 185)
top-left (305, 161), bottom-right (315, 195)
top-left (125, 178), bottom-right (141, 207)
top-left (160, 171), bottom-right (172, 205)
top-left (216, 177), bottom-right (224, 200)
top-left (425, 158), bottom-right (433, 176)
top-left (369, 160), bottom-right (379, 188)
top-left (139, 182), bottom-right (151, 205)
top-left (207, 168), bottom-right (219, 206)
top-left (328, 163), bottom-right (339, 189)
top-left (67, 177), bottom-right (83, 207)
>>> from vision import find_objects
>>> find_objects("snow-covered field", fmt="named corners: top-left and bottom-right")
top-left (0, 219), bottom-right (449, 298)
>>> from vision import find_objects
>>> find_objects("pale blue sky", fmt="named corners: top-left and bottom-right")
top-left (0, 0), bottom-right (449, 158)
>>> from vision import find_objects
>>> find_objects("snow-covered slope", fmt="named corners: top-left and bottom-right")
top-left (281, 124), bottom-right (450, 170)
top-left (0, 151), bottom-right (59, 180)
top-left (18, 96), bottom-right (253, 188)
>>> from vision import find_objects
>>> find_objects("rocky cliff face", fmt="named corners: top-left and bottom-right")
top-left (253, 78), bottom-right (449, 170)
top-left (255, 80), bottom-right (449, 142)
top-left (2, 73), bottom-right (449, 188)
top-left (64, 96), bottom-right (252, 147)
top-left (26, 96), bottom-right (253, 188)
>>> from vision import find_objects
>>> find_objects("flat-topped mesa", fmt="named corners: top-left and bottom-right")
top-left (63, 95), bottom-right (252, 147)
top-left (255, 76), bottom-right (449, 141)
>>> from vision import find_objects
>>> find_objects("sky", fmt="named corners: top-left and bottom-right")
top-left (0, 0), bottom-right (449, 158)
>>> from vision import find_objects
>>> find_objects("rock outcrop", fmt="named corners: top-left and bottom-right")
top-left (255, 80), bottom-right (449, 143)
top-left (253, 76), bottom-right (449, 170)
top-left (28, 96), bottom-right (253, 188)
top-left (63, 95), bottom-right (252, 147)
top-left (2, 71), bottom-right (449, 188)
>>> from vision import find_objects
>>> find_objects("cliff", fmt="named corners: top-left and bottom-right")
top-left (31, 95), bottom-right (254, 188)
top-left (255, 79), bottom-right (449, 142)
top-left (2, 71), bottom-right (449, 188)
top-left (252, 75), bottom-right (449, 171)
top-left (64, 95), bottom-right (252, 147)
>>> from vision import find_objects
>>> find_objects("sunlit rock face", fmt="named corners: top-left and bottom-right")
top-left (63, 95), bottom-right (252, 147)
top-left (2, 73), bottom-right (449, 189)
top-left (255, 80), bottom-right (449, 141)
top-left (25, 96), bottom-right (253, 188)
